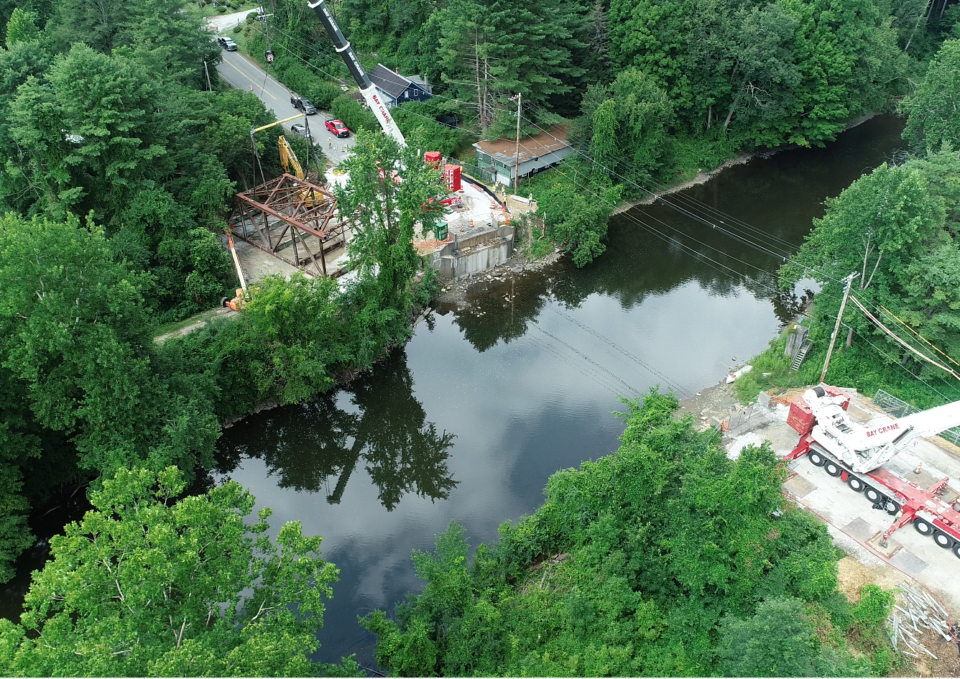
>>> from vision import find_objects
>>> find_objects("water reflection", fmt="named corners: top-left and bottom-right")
top-left (218, 352), bottom-right (457, 510)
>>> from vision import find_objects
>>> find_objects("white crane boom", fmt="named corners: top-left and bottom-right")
top-left (306, 0), bottom-right (406, 147)
top-left (802, 386), bottom-right (960, 473)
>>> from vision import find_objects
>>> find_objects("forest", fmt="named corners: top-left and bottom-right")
top-left (1, 0), bottom-right (960, 674)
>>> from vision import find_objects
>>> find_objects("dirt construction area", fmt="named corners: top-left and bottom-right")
top-left (683, 384), bottom-right (960, 670)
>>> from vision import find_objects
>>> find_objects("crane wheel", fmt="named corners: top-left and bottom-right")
top-left (914, 518), bottom-right (933, 536)
top-left (953, 542), bottom-right (960, 560)
top-left (864, 487), bottom-right (881, 503)
top-left (808, 451), bottom-right (825, 467)
top-left (884, 499), bottom-right (900, 515)
top-left (847, 477), bottom-right (864, 492)
top-left (825, 462), bottom-right (842, 477)
top-left (934, 530), bottom-right (954, 549)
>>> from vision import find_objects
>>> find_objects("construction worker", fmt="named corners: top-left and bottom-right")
top-left (327, 137), bottom-right (332, 149)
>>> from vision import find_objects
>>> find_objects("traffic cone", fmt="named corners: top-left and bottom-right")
top-left (914, 462), bottom-right (923, 474)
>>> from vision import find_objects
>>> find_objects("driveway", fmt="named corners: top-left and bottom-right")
top-left (205, 8), bottom-right (263, 34)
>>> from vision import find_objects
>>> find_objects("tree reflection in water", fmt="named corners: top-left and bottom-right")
top-left (217, 350), bottom-right (457, 510)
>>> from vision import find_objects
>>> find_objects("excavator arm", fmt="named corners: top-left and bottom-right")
top-left (278, 135), bottom-right (305, 180)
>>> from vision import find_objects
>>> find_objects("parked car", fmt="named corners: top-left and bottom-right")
top-left (290, 123), bottom-right (313, 142)
top-left (325, 119), bottom-right (350, 138)
top-left (290, 95), bottom-right (316, 115)
top-left (218, 36), bottom-right (238, 51)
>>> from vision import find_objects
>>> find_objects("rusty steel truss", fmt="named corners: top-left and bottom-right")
top-left (231, 173), bottom-right (350, 277)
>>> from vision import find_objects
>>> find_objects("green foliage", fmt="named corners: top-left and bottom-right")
top-left (0, 466), bottom-right (357, 677)
top-left (902, 39), bottom-right (960, 154)
top-left (0, 213), bottom-right (221, 473)
top-left (534, 166), bottom-right (622, 267)
top-left (393, 100), bottom-right (469, 157)
top-left (4, 7), bottom-right (39, 47)
top-left (362, 391), bottom-right (889, 676)
top-left (779, 152), bottom-right (960, 391)
top-left (579, 68), bottom-right (674, 190)
top-left (719, 597), bottom-right (868, 677)
top-left (330, 93), bottom-right (379, 133)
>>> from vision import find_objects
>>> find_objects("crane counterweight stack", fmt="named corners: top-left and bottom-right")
top-left (785, 385), bottom-right (960, 555)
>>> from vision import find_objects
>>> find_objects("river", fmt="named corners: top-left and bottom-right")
top-left (212, 115), bottom-right (908, 667)
top-left (0, 115), bottom-right (907, 666)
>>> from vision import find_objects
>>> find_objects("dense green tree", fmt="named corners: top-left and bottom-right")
top-left (0, 213), bottom-right (220, 476)
top-left (7, 44), bottom-right (166, 221)
top-left (719, 597), bottom-right (865, 677)
top-left (581, 68), bottom-right (674, 188)
top-left (780, 154), bottom-right (960, 376)
top-left (335, 130), bottom-right (445, 308)
top-left (0, 466), bottom-right (358, 677)
top-left (48, 0), bottom-right (126, 53)
top-left (536, 167), bottom-right (623, 266)
top-left (4, 7), bottom-right (38, 47)
top-left (901, 38), bottom-right (960, 153)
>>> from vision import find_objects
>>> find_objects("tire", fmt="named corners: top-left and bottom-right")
top-left (884, 499), bottom-right (900, 515)
top-left (934, 530), bottom-right (954, 549)
top-left (953, 542), bottom-right (960, 560)
top-left (808, 451), bottom-right (825, 467)
top-left (221, 297), bottom-right (230, 308)
top-left (914, 518), bottom-right (933, 536)
top-left (865, 487), bottom-right (881, 503)
top-left (825, 461), bottom-right (842, 477)
top-left (847, 477), bottom-right (865, 492)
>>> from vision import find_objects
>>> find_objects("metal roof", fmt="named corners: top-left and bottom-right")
top-left (473, 125), bottom-right (571, 167)
top-left (369, 64), bottom-right (413, 99)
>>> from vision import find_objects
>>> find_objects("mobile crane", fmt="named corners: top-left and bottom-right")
top-left (785, 385), bottom-right (960, 556)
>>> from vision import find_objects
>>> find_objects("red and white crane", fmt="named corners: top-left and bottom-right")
top-left (785, 386), bottom-right (960, 556)
top-left (306, 0), bottom-right (406, 146)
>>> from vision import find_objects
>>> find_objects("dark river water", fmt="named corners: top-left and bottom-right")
top-left (214, 115), bottom-right (907, 667)
top-left (0, 115), bottom-right (907, 667)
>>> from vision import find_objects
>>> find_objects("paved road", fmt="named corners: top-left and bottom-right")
top-left (215, 48), bottom-right (356, 165)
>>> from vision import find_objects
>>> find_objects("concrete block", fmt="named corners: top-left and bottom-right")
top-left (757, 391), bottom-right (772, 408)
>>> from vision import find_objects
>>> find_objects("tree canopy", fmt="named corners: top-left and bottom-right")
top-left (0, 466), bottom-right (357, 677)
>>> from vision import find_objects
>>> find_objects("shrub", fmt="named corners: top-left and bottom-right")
top-left (232, 24), bottom-right (241, 33)
top-left (245, 11), bottom-right (257, 23)
top-left (331, 94), bottom-right (378, 133)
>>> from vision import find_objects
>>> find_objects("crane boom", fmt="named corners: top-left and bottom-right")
top-left (306, 0), bottom-right (406, 146)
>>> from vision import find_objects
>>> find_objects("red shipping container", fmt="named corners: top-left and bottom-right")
top-left (424, 151), bottom-right (441, 169)
top-left (444, 164), bottom-right (462, 192)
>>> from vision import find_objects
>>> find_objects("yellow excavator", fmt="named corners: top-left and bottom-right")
top-left (278, 134), bottom-right (306, 180)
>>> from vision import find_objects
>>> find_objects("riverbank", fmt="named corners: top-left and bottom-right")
top-left (611, 112), bottom-right (883, 216)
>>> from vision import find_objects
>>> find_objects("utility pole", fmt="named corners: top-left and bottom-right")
top-left (821, 272), bottom-right (859, 383)
top-left (510, 92), bottom-right (521, 194)
top-left (203, 59), bottom-right (213, 91)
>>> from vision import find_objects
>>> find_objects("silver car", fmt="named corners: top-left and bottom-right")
top-left (291, 123), bottom-right (313, 143)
